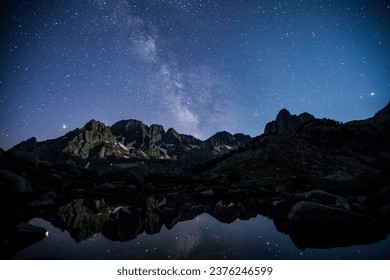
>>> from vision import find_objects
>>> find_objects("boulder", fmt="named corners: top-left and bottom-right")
top-left (0, 170), bottom-right (33, 194)
top-left (7, 150), bottom-right (39, 168)
top-left (199, 189), bottom-right (214, 198)
top-left (351, 202), bottom-right (366, 212)
top-left (193, 186), bottom-right (215, 198)
top-left (26, 198), bottom-right (55, 208)
top-left (275, 185), bottom-right (288, 196)
top-left (286, 201), bottom-right (387, 249)
top-left (335, 198), bottom-right (351, 211)
top-left (324, 171), bottom-right (354, 182)
top-left (13, 223), bottom-right (47, 253)
top-left (302, 189), bottom-right (343, 204)
top-left (287, 201), bottom-right (376, 228)
top-left (26, 191), bottom-right (60, 208)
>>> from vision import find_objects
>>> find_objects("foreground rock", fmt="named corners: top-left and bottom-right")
top-left (0, 170), bottom-right (33, 194)
top-left (286, 201), bottom-right (388, 249)
top-left (0, 223), bottom-right (47, 259)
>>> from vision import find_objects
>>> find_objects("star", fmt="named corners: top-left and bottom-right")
top-left (0, 0), bottom-right (389, 150)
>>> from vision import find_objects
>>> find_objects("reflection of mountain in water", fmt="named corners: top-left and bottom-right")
top-left (57, 199), bottom-right (112, 242)
top-left (48, 190), bottom-right (389, 250)
top-left (53, 193), bottom-right (259, 243)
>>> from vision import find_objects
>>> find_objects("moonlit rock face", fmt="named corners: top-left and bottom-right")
top-left (1, 1), bottom-right (389, 150)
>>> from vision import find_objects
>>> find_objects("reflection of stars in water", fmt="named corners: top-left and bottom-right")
top-left (18, 215), bottom-right (390, 259)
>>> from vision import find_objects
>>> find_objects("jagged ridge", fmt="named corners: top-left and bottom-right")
top-left (11, 118), bottom-right (252, 168)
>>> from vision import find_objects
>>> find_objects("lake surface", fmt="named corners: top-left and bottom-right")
top-left (14, 213), bottom-right (390, 259)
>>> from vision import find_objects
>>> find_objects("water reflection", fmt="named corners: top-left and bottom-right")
top-left (48, 196), bottom-right (261, 243)
top-left (11, 192), bottom-right (390, 259)
top-left (15, 214), bottom-right (390, 259)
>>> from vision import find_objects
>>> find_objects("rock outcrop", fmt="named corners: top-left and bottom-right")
top-left (0, 170), bottom-right (33, 194)
top-left (264, 109), bottom-right (315, 135)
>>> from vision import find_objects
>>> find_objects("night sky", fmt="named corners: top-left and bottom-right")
top-left (1, 0), bottom-right (389, 150)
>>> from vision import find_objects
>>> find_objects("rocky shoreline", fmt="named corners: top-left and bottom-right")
top-left (1, 148), bottom-right (389, 258)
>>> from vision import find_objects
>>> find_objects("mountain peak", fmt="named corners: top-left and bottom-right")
top-left (84, 119), bottom-right (107, 131)
top-left (165, 127), bottom-right (179, 137)
top-left (264, 109), bottom-right (315, 135)
top-left (276, 108), bottom-right (292, 119)
top-left (205, 131), bottom-right (251, 150)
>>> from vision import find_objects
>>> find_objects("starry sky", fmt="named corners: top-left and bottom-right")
top-left (1, 0), bottom-right (389, 150)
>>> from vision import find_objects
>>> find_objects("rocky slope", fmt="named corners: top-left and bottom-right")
top-left (202, 102), bottom-right (390, 187)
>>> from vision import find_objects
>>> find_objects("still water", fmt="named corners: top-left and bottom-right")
top-left (15, 213), bottom-right (390, 259)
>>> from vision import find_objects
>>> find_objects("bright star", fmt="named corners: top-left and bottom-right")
top-left (370, 92), bottom-right (375, 96)
top-left (62, 125), bottom-right (67, 129)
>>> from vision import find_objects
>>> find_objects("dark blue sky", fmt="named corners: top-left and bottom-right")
top-left (1, 0), bottom-right (389, 149)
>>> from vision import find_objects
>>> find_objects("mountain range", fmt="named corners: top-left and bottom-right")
top-left (6, 102), bottom-right (390, 180)
top-left (11, 118), bottom-right (251, 169)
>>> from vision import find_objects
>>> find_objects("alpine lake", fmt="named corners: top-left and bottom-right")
top-left (13, 188), bottom-right (390, 260)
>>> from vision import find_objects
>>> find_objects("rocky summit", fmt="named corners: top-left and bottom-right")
top-left (264, 108), bottom-right (315, 135)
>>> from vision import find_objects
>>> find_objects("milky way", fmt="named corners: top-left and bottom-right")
top-left (1, 0), bottom-right (389, 149)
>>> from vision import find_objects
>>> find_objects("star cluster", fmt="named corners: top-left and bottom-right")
top-left (1, 0), bottom-right (389, 149)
